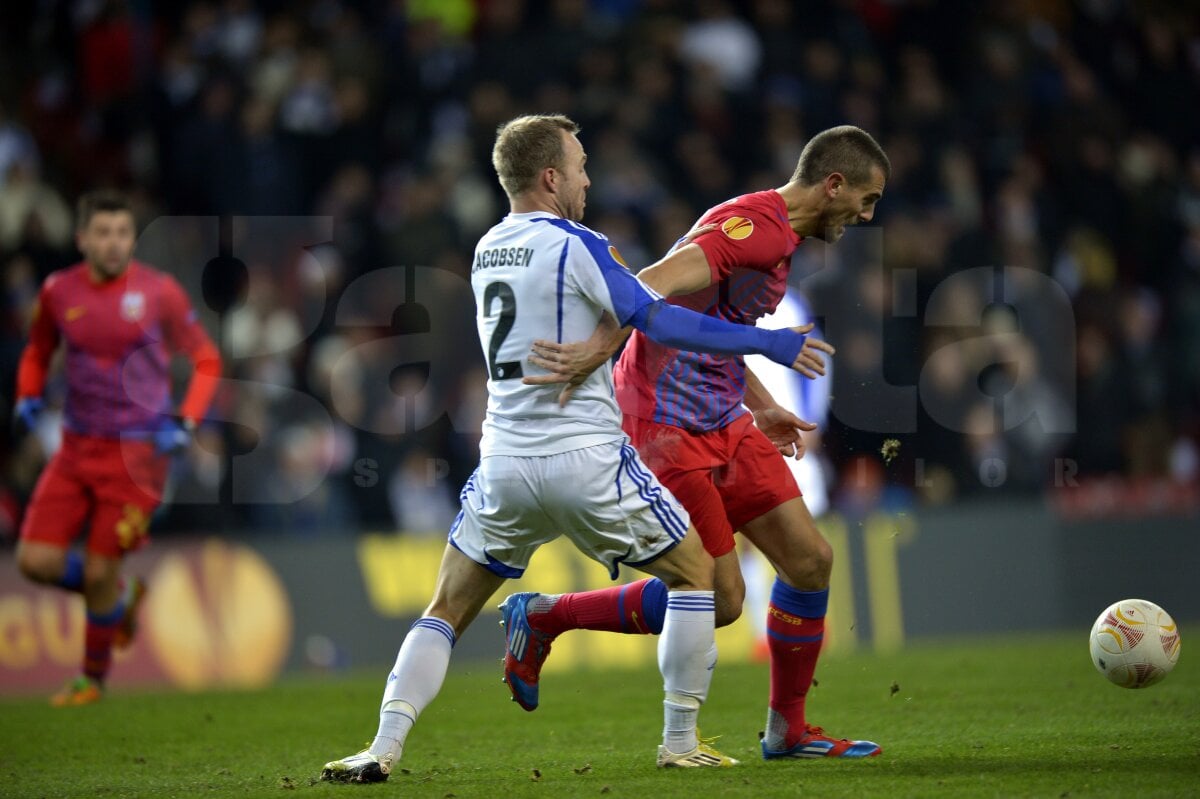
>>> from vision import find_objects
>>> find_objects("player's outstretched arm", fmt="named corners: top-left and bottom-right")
top-left (627, 296), bottom-right (808, 365)
top-left (523, 313), bottom-right (834, 408)
top-left (522, 222), bottom-right (815, 401)
top-left (522, 305), bottom-right (812, 405)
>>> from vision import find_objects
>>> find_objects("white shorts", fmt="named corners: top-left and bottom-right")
top-left (449, 440), bottom-right (691, 579)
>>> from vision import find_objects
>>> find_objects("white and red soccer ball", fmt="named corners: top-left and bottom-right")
top-left (1089, 599), bottom-right (1181, 688)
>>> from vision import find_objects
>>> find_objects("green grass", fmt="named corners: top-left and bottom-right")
top-left (2, 631), bottom-right (1197, 799)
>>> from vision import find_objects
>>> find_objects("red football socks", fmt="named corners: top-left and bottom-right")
top-left (530, 578), bottom-right (667, 636)
top-left (765, 581), bottom-right (829, 746)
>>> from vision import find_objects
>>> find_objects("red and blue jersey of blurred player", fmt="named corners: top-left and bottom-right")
top-left (17, 260), bottom-right (219, 435)
top-left (616, 189), bottom-right (802, 429)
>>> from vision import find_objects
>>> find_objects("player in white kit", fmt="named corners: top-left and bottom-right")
top-left (320, 115), bottom-right (834, 782)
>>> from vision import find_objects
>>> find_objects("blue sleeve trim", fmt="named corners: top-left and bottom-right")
top-left (630, 301), bottom-right (805, 365)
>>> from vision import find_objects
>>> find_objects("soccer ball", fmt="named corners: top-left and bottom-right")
top-left (1089, 599), bottom-right (1181, 688)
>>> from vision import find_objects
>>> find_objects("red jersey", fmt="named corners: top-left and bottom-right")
top-left (615, 190), bottom-right (802, 431)
top-left (16, 260), bottom-right (220, 438)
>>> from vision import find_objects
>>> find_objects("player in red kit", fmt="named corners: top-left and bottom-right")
top-left (12, 191), bottom-right (221, 706)
top-left (501, 126), bottom-right (889, 759)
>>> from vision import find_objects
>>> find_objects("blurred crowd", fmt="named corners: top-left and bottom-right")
top-left (1, 0), bottom-right (1198, 539)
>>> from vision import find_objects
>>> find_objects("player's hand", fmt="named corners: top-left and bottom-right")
top-left (13, 397), bottom-right (44, 435)
top-left (752, 406), bottom-right (817, 460)
top-left (524, 338), bottom-right (605, 406)
top-left (154, 418), bottom-right (192, 455)
top-left (674, 223), bottom-right (717, 250)
top-left (524, 312), bottom-right (629, 406)
top-left (789, 323), bottom-right (835, 379)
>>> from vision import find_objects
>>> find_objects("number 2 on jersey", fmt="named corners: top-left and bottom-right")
top-left (483, 281), bottom-right (523, 380)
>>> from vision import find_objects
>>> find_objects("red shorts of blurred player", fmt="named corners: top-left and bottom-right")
top-left (622, 413), bottom-right (801, 558)
top-left (20, 432), bottom-right (168, 558)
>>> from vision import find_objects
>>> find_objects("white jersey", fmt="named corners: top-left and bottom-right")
top-left (745, 288), bottom-right (832, 516)
top-left (471, 211), bottom-right (659, 457)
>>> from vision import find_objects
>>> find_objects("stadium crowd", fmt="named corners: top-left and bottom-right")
top-left (1, 0), bottom-right (1198, 538)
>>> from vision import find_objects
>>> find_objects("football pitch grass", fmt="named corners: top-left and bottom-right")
top-left (2, 631), bottom-right (1196, 799)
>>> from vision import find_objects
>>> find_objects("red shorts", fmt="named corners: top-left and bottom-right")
top-left (623, 413), bottom-right (801, 558)
top-left (19, 433), bottom-right (168, 558)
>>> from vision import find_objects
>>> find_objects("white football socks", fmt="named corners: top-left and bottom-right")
top-left (369, 617), bottom-right (456, 761)
top-left (658, 591), bottom-right (716, 754)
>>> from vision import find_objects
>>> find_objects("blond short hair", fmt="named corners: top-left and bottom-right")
top-left (492, 114), bottom-right (580, 198)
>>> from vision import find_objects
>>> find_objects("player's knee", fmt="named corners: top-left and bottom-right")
top-left (16, 555), bottom-right (52, 583)
top-left (713, 572), bottom-right (744, 627)
top-left (813, 538), bottom-right (834, 578)
top-left (81, 560), bottom-right (120, 596)
top-left (776, 537), bottom-right (833, 589)
top-left (797, 532), bottom-right (834, 582)
top-left (714, 594), bottom-right (742, 628)
top-left (659, 566), bottom-right (713, 593)
top-left (710, 551), bottom-right (739, 623)
top-left (688, 550), bottom-right (715, 590)
top-left (16, 546), bottom-right (62, 583)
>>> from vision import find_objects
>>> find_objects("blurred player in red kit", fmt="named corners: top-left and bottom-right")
top-left (12, 190), bottom-right (221, 705)
top-left (506, 126), bottom-right (889, 759)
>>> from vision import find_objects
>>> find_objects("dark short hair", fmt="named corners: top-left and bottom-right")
top-left (493, 114), bottom-right (581, 197)
top-left (76, 190), bottom-right (134, 229)
top-left (792, 125), bottom-right (891, 186)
